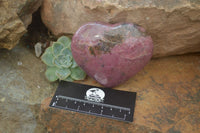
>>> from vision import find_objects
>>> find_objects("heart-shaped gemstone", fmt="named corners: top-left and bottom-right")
top-left (71, 22), bottom-right (153, 87)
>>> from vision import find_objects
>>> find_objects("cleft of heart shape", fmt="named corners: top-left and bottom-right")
top-left (71, 22), bottom-right (153, 87)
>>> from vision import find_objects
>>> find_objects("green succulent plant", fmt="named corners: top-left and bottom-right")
top-left (41, 36), bottom-right (86, 82)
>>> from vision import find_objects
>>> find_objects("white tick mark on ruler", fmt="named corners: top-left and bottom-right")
top-left (52, 102), bottom-right (56, 106)
top-left (124, 114), bottom-right (127, 120)
top-left (101, 110), bottom-right (103, 114)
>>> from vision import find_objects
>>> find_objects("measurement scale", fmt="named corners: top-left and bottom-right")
top-left (50, 81), bottom-right (136, 122)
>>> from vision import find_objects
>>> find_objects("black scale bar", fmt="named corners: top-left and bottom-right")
top-left (50, 81), bottom-right (136, 122)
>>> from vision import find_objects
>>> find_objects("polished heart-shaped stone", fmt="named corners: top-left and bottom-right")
top-left (71, 22), bottom-right (153, 87)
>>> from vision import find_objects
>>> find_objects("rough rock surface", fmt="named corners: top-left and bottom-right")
top-left (0, 40), bottom-right (57, 133)
top-left (0, 0), bottom-right (43, 49)
top-left (41, 0), bottom-right (200, 57)
top-left (40, 53), bottom-right (200, 133)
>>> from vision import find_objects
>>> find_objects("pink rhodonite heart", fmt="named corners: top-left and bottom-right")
top-left (71, 22), bottom-right (153, 87)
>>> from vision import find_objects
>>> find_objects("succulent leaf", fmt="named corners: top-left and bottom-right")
top-left (41, 47), bottom-right (54, 66)
top-left (45, 67), bottom-right (58, 82)
top-left (71, 67), bottom-right (86, 80)
top-left (52, 42), bottom-right (64, 56)
top-left (71, 59), bottom-right (78, 68)
top-left (55, 68), bottom-right (71, 80)
top-left (63, 76), bottom-right (74, 82)
top-left (61, 48), bottom-right (72, 57)
top-left (53, 55), bottom-right (72, 68)
top-left (57, 36), bottom-right (71, 48)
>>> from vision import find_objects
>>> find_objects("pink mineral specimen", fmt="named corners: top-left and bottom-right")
top-left (71, 22), bottom-right (153, 87)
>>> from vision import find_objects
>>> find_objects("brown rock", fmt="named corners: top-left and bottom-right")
top-left (39, 54), bottom-right (200, 133)
top-left (0, 0), bottom-right (43, 49)
top-left (41, 0), bottom-right (200, 57)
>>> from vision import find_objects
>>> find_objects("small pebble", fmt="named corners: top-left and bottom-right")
top-left (34, 42), bottom-right (42, 57)
top-left (0, 97), bottom-right (5, 102)
top-left (17, 61), bottom-right (22, 66)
